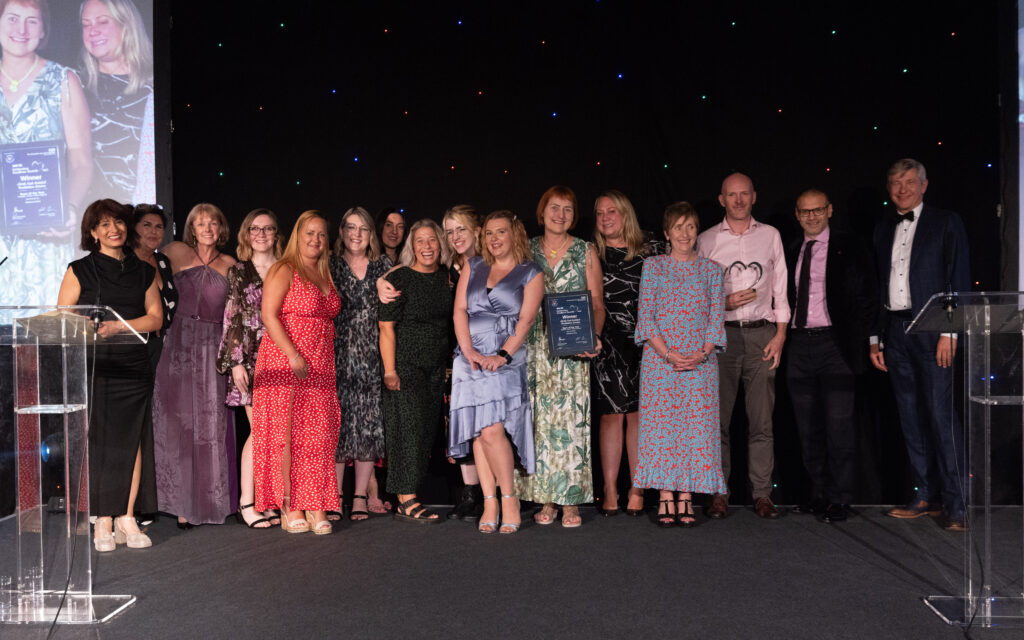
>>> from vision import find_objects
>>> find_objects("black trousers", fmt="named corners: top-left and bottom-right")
top-left (786, 329), bottom-right (856, 504)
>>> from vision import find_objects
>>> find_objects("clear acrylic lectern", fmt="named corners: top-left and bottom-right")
top-left (0, 305), bottom-right (145, 624)
top-left (908, 292), bottom-right (1024, 627)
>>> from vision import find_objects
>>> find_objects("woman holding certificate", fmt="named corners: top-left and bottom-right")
top-left (515, 186), bottom-right (604, 528)
top-left (449, 210), bottom-right (543, 534)
top-left (633, 202), bottom-right (726, 527)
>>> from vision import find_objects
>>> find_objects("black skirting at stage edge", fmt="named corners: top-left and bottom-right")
top-left (0, 505), bottom-right (1018, 640)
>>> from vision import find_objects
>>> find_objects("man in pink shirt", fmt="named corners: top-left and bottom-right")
top-left (785, 189), bottom-right (876, 524)
top-left (697, 172), bottom-right (788, 519)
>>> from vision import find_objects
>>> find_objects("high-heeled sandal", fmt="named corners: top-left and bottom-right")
top-left (478, 496), bottom-right (498, 534)
top-left (280, 497), bottom-right (309, 534)
top-left (114, 515), bottom-right (152, 548)
top-left (656, 499), bottom-right (676, 528)
top-left (235, 502), bottom-right (273, 529)
top-left (305, 511), bottom-right (333, 535)
top-left (676, 495), bottom-right (695, 528)
top-left (349, 494), bottom-right (370, 521)
top-left (499, 494), bottom-right (521, 534)
top-left (325, 494), bottom-right (344, 521)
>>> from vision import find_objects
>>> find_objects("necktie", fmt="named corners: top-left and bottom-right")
top-left (795, 240), bottom-right (816, 329)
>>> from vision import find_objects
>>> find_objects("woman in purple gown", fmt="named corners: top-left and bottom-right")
top-left (152, 203), bottom-right (236, 527)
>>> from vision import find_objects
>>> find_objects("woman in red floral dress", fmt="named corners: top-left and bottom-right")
top-left (252, 211), bottom-right (341, 535)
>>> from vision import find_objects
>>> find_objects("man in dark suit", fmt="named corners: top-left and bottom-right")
top-left (869, 158), bottom-right (970, 531)
top-left (785, 189), bottom-right (876, 523)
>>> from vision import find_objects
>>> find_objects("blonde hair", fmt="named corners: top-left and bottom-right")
top-left (270, 210), bottom-right (334, 290)
top-left (593, 189), bottom-right (644, 261)
top-left (442, 204), bottom-right (480, 269)
top-left (333, 206), bottom-right (381, 261)
top-left (182, 203), bottom-right (229, 248)
top-left (79, 0), bottom-right (153, 95)
top-left (398, 219), bottom-right (450, 268)
top-left (480, 210), bottom-right (530, 266)
top-left (236, 208), bottom-right (283, 261)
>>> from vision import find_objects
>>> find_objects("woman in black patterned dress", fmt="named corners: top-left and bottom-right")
top-left (592, 190), bottom-right (662, 516)
top-left (131, 204), bottom-right (178, 370)
top-left (330, 207), bottom-right (392, 521)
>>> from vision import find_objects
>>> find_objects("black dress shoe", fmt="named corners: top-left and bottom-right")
top-left (819, 503), bottom-right (850, 523)
top-left (176, 521), bottom-right (195, 530)
top-left (791, 498), bottom-right (828, 515)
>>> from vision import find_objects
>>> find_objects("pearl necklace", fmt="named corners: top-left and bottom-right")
top-left (1, 55), bottom-right (38, 93)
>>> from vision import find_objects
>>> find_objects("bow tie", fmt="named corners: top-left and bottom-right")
top-left (894, 210), bottom-right (915, 224)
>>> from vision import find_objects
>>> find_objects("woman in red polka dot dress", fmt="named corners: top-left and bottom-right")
top-left (252, 211), bottom-right (342, 535)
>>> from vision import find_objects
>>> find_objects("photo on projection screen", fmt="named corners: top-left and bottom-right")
top-left (0, 0), bottom-right (155, 308)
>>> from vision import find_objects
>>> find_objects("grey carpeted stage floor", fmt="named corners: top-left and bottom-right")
top-left (1, 505), bottom-right (1020, 640)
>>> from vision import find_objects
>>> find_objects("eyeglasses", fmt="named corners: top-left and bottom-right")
top-left (796, 206), bottom-right (829, 218)
top-left (344, 224), bottom-right (371, 234)
top-left (445, 226), bottom-right (469, 237)
top-left (249, 225), bottom-right (277, 235)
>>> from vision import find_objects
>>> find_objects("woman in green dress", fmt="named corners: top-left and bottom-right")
top-left (515, 185), bottom-right (605, 528)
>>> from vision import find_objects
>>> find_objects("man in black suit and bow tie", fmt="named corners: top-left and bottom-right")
top-left (785, 189), bottom-right (876, 523)
top-left (869, 158), bottom-right (970, 531)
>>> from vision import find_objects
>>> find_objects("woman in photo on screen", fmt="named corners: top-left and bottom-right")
top-left (379, 219), bottom-right (452, 523)
top-left (252, 211), bottom-right (342, 535)
top-left (131, 203), bottom-right (177, 369)
top-left (0, 0), bottom-right (93, 307)
top-left (216, 208), bottom-right (283, 529)
top-left (515, 185), bottom-right (604, 528)
top-left (449, 210), bottom-right (544, 534)
top-left (151, 203), bottom-right (236, 528)
top-left (591, 190), bottom-right (663, 517)
top-left (79, 0), bottom-right (154, 204)
top-left (329, 206), bottom-right (390, 522)
top-left (633, 202), bottom-right (726, 527)
top-left (57, 199), bottom-right (161, 551)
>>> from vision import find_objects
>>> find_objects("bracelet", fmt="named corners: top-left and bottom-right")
top-left (663, 351), bottom-right (672, 363)
top-left (497, 349), bottom-right (513, 365)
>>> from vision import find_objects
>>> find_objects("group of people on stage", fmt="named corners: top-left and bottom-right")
top-left (58, 155), bottom-right (971, 551)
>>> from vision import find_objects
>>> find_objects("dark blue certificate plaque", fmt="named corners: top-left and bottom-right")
top-left (0, 141), bottom-right (66, 233)
top-left (544, 290), bottom-right (596, 357)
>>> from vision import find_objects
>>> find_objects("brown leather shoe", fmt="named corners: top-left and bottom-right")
top-left (706, 494), bottom-right (728, 519)
top-left (885, 500), bottom-right (942, 519)
top-left (754, 496), bottom-right (780, 519)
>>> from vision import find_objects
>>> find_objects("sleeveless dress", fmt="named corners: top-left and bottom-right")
top-left (0, 61), bottom-right (78, 308)
top-left (252, 269), bottom-right (342, 512)
top-left (633, 255), bottom-right (728, 493)
top-left (449, 256), bottom-right (542, 471)
top-left (515, 237), bottom-right (594, 505)
top-left (330, 255), bottom-right (389, 462)
top-left (85, 72), bottom-right (153, 203)
top-left (152, 263), bottom-right (233, 524)
top-left (70, 252), bottom-right (158, 517)
top-left (592, 238), bottom-right (663, 415)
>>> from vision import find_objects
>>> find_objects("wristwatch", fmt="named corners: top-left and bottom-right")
top-left (497, 349), bottom-right (513, 365)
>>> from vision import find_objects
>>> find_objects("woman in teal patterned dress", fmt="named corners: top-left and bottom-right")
top-left (515, 185), bottom-right (605, 528)
top-left (0, 0), bottom-right (93, 307)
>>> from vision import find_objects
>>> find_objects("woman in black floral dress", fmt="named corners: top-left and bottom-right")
top-left (216, 208), bottom-right (283, 528)
top-left (330, 207), bottom-right (392, 521)
top-left (592, 190), bottom-right (663, 516)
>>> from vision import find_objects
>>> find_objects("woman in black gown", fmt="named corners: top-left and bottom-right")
top-left (592, 190), bottom-right (662, 516)
top-left (57, 199), bottom-right (162, 552)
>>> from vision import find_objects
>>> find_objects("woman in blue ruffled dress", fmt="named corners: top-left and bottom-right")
top-left (449, 210), bottom-right (544, 534)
